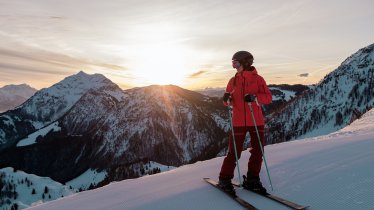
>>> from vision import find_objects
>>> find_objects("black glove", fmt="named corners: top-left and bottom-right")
top-left (244, 94), bottom-right (256, 102)
top-left (222, 92), bottom-right (232, 103)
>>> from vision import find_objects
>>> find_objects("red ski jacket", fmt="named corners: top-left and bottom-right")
top-left (224, 67), bottom-right (272, 127)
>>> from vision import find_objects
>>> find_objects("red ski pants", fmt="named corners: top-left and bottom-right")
top-left (219, 126), bottom-right (265, 179)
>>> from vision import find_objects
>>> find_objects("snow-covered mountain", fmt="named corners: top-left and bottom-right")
top-left (0, 73), bottom-right (228, 187)
top-left (266, 43), bottom-right (374, 144)
top-left (0, 71), bottom-right (124, 151)
top-left (26, 108), bottom-right (374, 210)
top-left (0, 84), bottom-right (37, 113)
top-left (0, 73), bottom-right (229, 208)
top-left (196, 87), bottom-right (226, 98)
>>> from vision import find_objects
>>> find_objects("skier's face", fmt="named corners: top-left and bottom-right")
top-left (232, 60), bottom-right (242, 71)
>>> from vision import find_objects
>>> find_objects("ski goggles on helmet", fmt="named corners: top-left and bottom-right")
top-left (232, 60), bottom-right (241, 69)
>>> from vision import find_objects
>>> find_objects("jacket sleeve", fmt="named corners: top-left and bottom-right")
top-left (256, 76), bottom-right (272, 105)
top-left (223, 77), bottom-right (235, 106)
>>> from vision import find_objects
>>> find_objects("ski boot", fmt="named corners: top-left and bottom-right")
top-left (242, 174), bottom-right (268, 195)
top-left (218, 177), bottom-right (236, 196)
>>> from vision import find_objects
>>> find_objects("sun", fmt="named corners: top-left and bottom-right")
top-left (133, 44), bottom-right (189, 86)
top-left (123, 22), bottom-right (193, 86)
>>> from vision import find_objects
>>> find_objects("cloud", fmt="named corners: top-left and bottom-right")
top-left (0, 43), bottom-right (132, 89)
top-left (49, 16), bottom-right (65, 19)
top-left (188, 70), bottom-right (206, 78)
top-left (0, 47), bottom-right (129, 72)
top-left (0, 63), bottom-right (69, 75)
top-left (298, 73), bottom-right (309, 77)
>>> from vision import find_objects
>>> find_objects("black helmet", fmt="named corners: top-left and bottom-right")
top-left (232, 51), bottom-right (254, 69)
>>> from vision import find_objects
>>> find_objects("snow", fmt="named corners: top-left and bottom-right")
top-left (269, 87), bottom-right (296, 101)
top-left (0, 129), bottom-right (5, 143)
top-left (18, 71), bottom-right (111, 127)
top-left (211, 113), bottom-right (230, 132)
top-left (0, 167), bottom-right (74, 209)
top-left (27, 110), bottom-right (374, 210)
top-left (17, 122), bottom-right (61, 147)
top-left (187, 111), bottom-right (193, 121)
top-left (31, 121), bottom-right (44, 130)
top-left (297, 119), bottom-right (336, 140)
top-left (66, 169), bottom-right (107, 191)
top-left (2, 114), bottom-right (15, 127)
top-left (147, 161), bottom-right (177, 173)
top-left (102, 88), bottom-right (127, 102)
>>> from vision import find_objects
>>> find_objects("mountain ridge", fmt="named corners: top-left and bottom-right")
top-left (266, 43), bottom-right (374, 143)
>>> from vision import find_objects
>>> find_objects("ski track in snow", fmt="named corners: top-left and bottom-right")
top-left (27, 109), bottom-right (374, 210)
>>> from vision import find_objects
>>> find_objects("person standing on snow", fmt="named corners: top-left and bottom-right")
top-left (219, 51), bottom-right (272, 195)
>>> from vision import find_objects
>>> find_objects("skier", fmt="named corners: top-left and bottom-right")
top-left (219, 51), bottom-right (272, 195)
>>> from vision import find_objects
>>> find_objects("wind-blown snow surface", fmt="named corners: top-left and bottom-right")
top-left (28, 109), bottom-right (374, 210)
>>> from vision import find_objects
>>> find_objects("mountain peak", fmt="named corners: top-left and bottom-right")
top-left (76, 70), bottom-right (88, 76)
top-left (69, 70), bottom-right (107, 81)
top-left (11, 71), bottom-right (118, 128)
top-left (341, 42), bottom-right (374, 67)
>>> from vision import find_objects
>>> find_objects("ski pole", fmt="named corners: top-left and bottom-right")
top-left (248, 99), bottom-right (274, 191)
top-left (227, 101), bottom-right (242, 187)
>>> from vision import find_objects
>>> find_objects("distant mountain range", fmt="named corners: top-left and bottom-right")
top-left (0, 43), bottom-right (373, 209)
top-left (0, 84), bottom-right (37, 113)
top-left (197, 84), bottom-right (310, 116)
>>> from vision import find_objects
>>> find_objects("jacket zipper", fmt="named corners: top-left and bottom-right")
top-left (242, 74), bottom-right (247, 127)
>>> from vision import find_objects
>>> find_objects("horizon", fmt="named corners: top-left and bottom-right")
top-left (1, 0), bottom-right (374, 90)
top-left (0, 70), bottom-right (317, 91)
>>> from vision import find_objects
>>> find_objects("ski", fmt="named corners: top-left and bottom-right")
top-left (232, 182), bottom-right (308, 210)
top-left (203, 178), bottom-right (258, 210)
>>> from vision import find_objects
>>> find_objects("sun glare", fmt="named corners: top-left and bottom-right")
top-left (133, 45), bottom-right (189, 86)
top-left (124, 22), bottom-right (193, 86)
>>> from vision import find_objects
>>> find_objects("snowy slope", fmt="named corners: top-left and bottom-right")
top-left (0, 167), bottom-right (74, 210)
top-left (16, 122), bottom-right (61, 147)
top-left (66, 169), bottom-right (108, 191)
top-left (28, 109), bottom-right (374, 210)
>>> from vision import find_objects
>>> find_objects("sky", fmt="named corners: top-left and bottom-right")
top-left (0, 0), bottom-right (374, 90)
